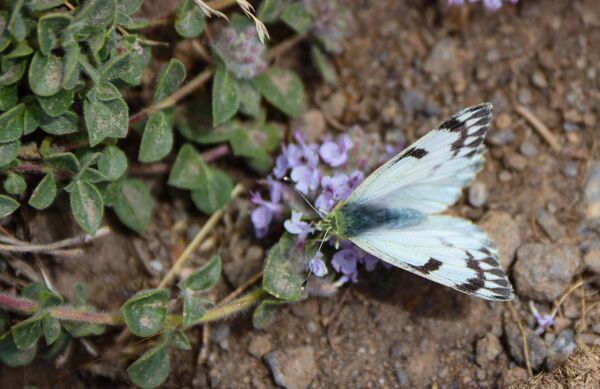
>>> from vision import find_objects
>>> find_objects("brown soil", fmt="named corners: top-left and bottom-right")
top-left (2, 0), bottom-right (600, 388)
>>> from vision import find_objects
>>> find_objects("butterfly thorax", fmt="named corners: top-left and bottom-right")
top-left (319, 201), bottom-right (425, 238)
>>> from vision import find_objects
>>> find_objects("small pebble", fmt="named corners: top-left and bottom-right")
top-left (536, 209), bottom-right (564, 242)
top-left (395, 370), bottom-right (409, 386)
top-left (499, 170), bottom-right (512, 182)
top-left (504, 323), bottom-right (548, 370)
top-left (495, 113), bottom-right (513, 129)
top-left (531, 70), bottom-right (548, 89)
top-left (248, 335), bottom-right (272, 358)
top-left (519, 141), bottom-right (538, 157)
top-left (546, 329), bottom-right (577, 370)
top-left (475, 333), bottom-right (503, 367)
top-left (265, 347), bottom-right (317, 389)
top-left (468, 182), bottom-right (488, 208)
top-left (584, 161), bottom-right (600, 223)
top-left (562, 161), bottom-right (578, 178)
top-left (513, 243), bottom-right (582, 301)
top-left (488, 129), bottom-right (515, 146)
top-left (505, 153), bottom-right (528, 171)
top-left (583, 248), bottom-right (600, 274)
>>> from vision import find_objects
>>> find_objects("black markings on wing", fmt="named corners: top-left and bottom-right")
top-left (409, 258), bottom-right (442, 274)
top-left (441, 103), bottom-right (491, 157)
top-left (401, 147), bottom-right (428, 160)
top-left (454, 251), bottom-right (513, 300)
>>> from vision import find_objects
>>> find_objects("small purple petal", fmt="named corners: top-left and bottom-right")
top-left (309, 252), bottom-right (328, 277)
top-left (251, 206), bottom-right (272, 235)
top-left (290, 165), bottom-right (320, 194)
top-left (319, 141), bottom-right (347, 167)
top-left (331, 248), bottom-right (358, 276)
top-left (284, 211), bottom-right (314, 239)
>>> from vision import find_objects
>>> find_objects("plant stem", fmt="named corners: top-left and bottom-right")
top-left (0, 287), bottom-right (265, 328)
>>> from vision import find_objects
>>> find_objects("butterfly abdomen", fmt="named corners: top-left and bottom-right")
top-left (335, 202), bottom-right (424, 237)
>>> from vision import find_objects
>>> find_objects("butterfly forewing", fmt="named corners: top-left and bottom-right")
top-left (339, 103), bottom-right (515, 301)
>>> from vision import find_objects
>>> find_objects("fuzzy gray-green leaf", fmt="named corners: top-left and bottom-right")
top-left (113, 177), bottom-right (153, 234)
top-left (84, 97), bottom-right (128, 146)
top-left (253, 67), bottom-right (304, 117)
top-left (190, 166), bottom-right (233, 214)
top-left (175, 0), bottom-right (205, 38)
top-left (98, 146), bottom-right (127, 181)
top-left (178, 256), bottom-right (222, 292)
top-left (38, 13), bottom-right (72, 55)
top-left (28, 173), bottom-right (57, 210)
top-left (121, 289), bottom-right (169, 337)
top-left (263, 234), bottom-right (305, 301)
top-left (153, 59), bottom-right (186, 103)
top-left (69, 180), bottom-right (103, 235)
top-left (167, 143), bottom-right (203, 190)
top-left (37, 89), bottom-right (74, 117)
top-left (29, 52), bottom-right (64, 97)
top-left (139, 111), bottom-right (173, 163)
top-left (127, 341), bottom-right (170, 389)
top-left (0, 103), bottom-right (24, 142)
top-left (0, 332), bottom-right (37, 367)
top-left (212, 66), bottom-right (240, 126)
top-left (0, 140), bottom-right (19, 168)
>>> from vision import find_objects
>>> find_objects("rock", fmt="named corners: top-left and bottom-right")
top-left (475, 333), bottom-right (503, 366)
top-left (265, 347), bottom-right (317, 389)
top-left (584, 161), bottom-right (600, 224)
top-left (389, 341), bottom-right (407, 359)
top-left (293, 110), bottom-right (325, 142)
top-left (499, 170), bottom-right (512, 182)
top-left (496, 113), bottom-right (513, 129)
top-left (248, 335), bottom-right (272, 358)
top-left (504, 153), bottom-right (528, 171)
top-left (500, 367), bottom-right (529, 387)
top-left (504, 322), bottom-right (548, 370)
top-left (513, 244), bottom-right (582, 302)
top-left (535, 210), bottom-right (564, 242)
top-left (562, 161), bottom-right (578, 178)
top-left (487, 128), bottom-right (515, 146)
top-left (211, 323), bottom-right (230, 351)
top-left (583, 248), bottom-right (600, 274)
top-left (519, 141), bottom-right (538, 157)
top-left (400, 89), bottom-right (424, 113)
top-left (479, 211), bottom-right (521, 269)
top-left (546, 329), bottom-right (577, 370)
top-left (531, 71), bottom-right (548, 89)
top-left (468, 181), bottom-right (488, 208)
top-left (424, 38), bottom-right (459, 76)
top-left (395, 370), bottom-right (409, 386)
top-left (323, 92), bottom-right (346, 119)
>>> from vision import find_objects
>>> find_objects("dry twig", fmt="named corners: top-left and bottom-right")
top-left (508, 301), bottom-right (533, 377)
top-left (515, 104), bottom-right (561, 152)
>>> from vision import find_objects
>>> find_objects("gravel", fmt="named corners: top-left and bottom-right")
top-left (248, 335), bottom-right (272, 358)
top-left (513, 244), bottom-right (582, 301)
top-left (265, 347), bottom-right (317, 389)
top-left (535, 209), bottom-right (564, 242)
top-left (479, 211), bottom-right (521, 269)
top-left (584, 161), bottom-right (600, 224)
top-left (475, 333), bottom-right (503, 367)
top-left (504, 322), bottom-right (548, 370)
top-left (468, 181), bottom-right (488, 208)
top-left (546, 329), bottom-right (577, 370)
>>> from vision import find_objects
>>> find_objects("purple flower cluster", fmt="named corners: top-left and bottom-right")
top-left (213, 26), bottom-right (267, 79)
top-left (302, 0), bottom-right (351, 54)
top-left (448, 0), bottom-right (518, 11)
top-left (252, 129), bottom-right (399, 283)
top-left (529, 302), bottom-right (555, 335)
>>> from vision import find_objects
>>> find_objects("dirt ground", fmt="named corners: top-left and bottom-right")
top-left (2, 0), bottom-right (600, 388)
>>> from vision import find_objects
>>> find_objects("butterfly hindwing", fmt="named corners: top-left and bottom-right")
top-left (348, 215), bottom-right (514, 301)
top-left (347, 103), bottom-right (492, 214)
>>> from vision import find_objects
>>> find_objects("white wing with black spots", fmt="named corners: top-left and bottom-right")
top-left (347, 103), bottom-right (492, 214)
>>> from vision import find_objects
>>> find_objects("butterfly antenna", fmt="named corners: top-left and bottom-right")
top-left (283, 177), bottom-right (325, 219)
top-left (302, 227), bottom-right (331, 288)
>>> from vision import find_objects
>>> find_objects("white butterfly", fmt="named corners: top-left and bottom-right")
top-left (318, 103), bottom-right (515, 301)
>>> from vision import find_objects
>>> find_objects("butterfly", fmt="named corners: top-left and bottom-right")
top-left (316, 103), bottom-right (515, 301)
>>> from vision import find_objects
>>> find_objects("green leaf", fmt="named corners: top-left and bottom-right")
top-left (21, 282), bottom-right (63, 308)
top-left (39, 331), bottom-right (70, 360)
top-left (92, 80), bottom-right (121, 101)
top-left (257, 0), bottom-right (291, 23)
top-left (263, 234), bottom-right (305, 301)
top-left (127, 341), bottom-right (170, 389)
top-left (170, 331), bottom-right (191, 350)
top-left (73, 283), bottom-right (87, 306)
top-left (190, 166), bottom-right (233, 214)
top-left (45, 152), bottom-right (80, 174)
top-left (101, 51), bottom-right (131, 81)
top-left (3, 40), bottom-right (33, 60)
top-left (62, 43), bottom-right (80, 90)
top-left (121, 289), bottom-right (169, 337)
top-left (11, 314), bottom-right (43, 350)
top-left (311, 44), bottom-right (338, 85)
top-left (39, 110), bottom-right (80, 135)
top-left (0, 332), bottom-right (37, 367)
top-left (38, 13), bottom-right (72, 55)
top-left (253, 68), bottom-right (304, 117)
top-left (84, 97), bottom-right (128, 146)
top-left (139, 111), bottom-right (173, 163)
top-left (28, 174), bottom-right (57, 210)
top-left (42, 315), bottom-right (61, 345)
top-left (79, 167), bottom-right (108, 183)
top-left (37, 89), bottom-right (74, 117)
top-left (281, 3), bottom-right (314, 34)
top-left (8, 0), bottom-right (26, 41)
top-left (69, 180), bottom-right (104, 235)
top-left (229, 122), bottom-right (280, 159)
top-left (62, 320), bottom-right (105, 337)
top-left (117, 0), bottom-right (144, 15)
top-left (75, 0), bottom-right (117, 29)
top-left (0, 194), bottom-right (19, 217)
top-left (0, 140), bottom-right (19, 168)
top-left (29, 52), bottom-right (64, 97)
top-left (181, 293), bottom-right (211, 327)
top-left (0, 83), bottom-right (17, 110)
top-left (167, 143), bottom-right (203, 190)
top-left (253, 299), bottom-right (284, 329)
top-left (28, 0), bottom-right (64, 12)
top-left (3, 172), bottom-right (26, 195)
top-left (238, 81), bottom-right (261, 118)
top-left (212, 67), bottom-right (240, 126)
top-left (153, 59), bottom-right (186, 103)
top-left (0, 60), bottom-right (26, 86)
top-left (0, 103), bottom-right (24, 142)
top-left (113, 177), bottom-right (153, 234)
top-left (175, 0), bottom-right (206, 38)
top-left (98, 146), bottom-right (127, 181)
top-left (120, 36), bottom-right (151, 86)
top-left (178, 256), bottom-right (222, 292)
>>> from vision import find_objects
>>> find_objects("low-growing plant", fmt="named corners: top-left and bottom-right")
top-left (0, 0), bottom-right (353, 387)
